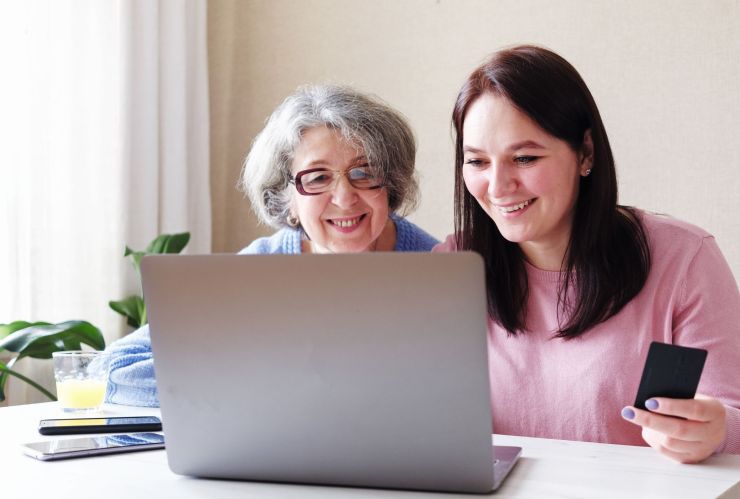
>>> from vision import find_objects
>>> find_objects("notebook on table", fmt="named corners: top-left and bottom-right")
top-left (142, 252), bottom-right (520, 493)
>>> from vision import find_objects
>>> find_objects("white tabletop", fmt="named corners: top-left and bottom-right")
top-left (2, 402), bottom-right (739, 498)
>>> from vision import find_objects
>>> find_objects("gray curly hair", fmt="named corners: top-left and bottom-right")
top-left (240, 85), bottom-right (420, 229)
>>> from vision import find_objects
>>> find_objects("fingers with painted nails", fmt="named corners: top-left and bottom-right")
top-left (621, 394), bottom-right (727, 463)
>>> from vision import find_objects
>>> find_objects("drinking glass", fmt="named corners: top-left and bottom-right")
top-left (52, 351), bottom-right (111, 413)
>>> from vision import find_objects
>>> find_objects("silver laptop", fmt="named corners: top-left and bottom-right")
top-left (142, 252), bottom-right (520, 493)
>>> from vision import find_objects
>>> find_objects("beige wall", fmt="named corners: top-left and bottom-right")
top-left (208, 0), bottom-right (740, 279)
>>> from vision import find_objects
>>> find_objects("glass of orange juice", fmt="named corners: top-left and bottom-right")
top-left (52, 351), bottom-right (111, 413)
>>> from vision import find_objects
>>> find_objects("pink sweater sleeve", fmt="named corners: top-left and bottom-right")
top-left (432, 234), bottom-right (456, 253)
top-left (722, 408), bottom-right (740, 454)
top-left (671, 236), bottom-right (740, 454)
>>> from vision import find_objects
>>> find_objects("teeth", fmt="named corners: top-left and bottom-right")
top-left (498, 200), bottom-right (531, 213)
top-left (334, 217), bottom-right (361, 228)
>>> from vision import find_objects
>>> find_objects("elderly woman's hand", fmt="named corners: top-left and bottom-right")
top-left (621, 394), bottom-right (726, 463)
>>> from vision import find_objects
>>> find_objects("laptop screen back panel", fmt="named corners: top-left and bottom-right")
top-left (143, 253), bottom-right (495, 493)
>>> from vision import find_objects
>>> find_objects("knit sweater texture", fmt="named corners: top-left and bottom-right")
top-left (239, 214), bottom-right (438, 254)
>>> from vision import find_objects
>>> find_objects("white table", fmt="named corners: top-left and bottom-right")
top-left (2, 402), bottom-right (739, 498)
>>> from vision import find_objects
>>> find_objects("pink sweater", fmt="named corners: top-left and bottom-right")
top-left (434, 211), bottom-right (740, 453)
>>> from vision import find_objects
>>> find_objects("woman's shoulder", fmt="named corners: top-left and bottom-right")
top-left (636, 209), bottom-right (715, 261)
top-left (432, 233), bottom-right (457, 253)
top-left (634, 209), bottom-right (731, 281)
top-left (238, 228), bottom-right (302, 254)
top-left (637, 209), bottom-right (712, 242)
top-left (393, 215), bottom-right (440, 251)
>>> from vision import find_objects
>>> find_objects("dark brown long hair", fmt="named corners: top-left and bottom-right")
top-left (452, 45), bottom-right (650, 338)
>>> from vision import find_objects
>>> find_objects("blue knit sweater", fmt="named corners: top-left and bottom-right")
top-left (105, 215), bottom-right (438, 407)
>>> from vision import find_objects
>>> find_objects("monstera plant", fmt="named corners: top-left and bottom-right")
top-left (1, 232), bottom-right (190, 403)
top-left (108, 232), bottom-right (191, 328)
top-left (0, 321), bottom-right (105, 402)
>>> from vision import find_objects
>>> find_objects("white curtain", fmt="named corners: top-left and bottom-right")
top-left (0, 0), bottom-right (210, 405)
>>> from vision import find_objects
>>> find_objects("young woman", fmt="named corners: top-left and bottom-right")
top-left (435, 45), bottom-right (739, 463)
top-left (104, 85), bottom-right (438, 407)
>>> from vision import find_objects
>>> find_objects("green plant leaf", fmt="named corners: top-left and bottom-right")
top-left (111, 232), bottom-right (189, 328)
top-left (0, 360), bottom-right (6, 401)
top-left (146, 232), bottom-right (190, 254)
top-left (0, 362), bottom-right (57, 402)
top-left (0, 321), bottom-right (52, 344)
top-left (0, 354), bottom-right (17, 395)
top-left (0, 321), bottom-right (104, 401)
top-left (109, 296), bottom-right (146, 328)
top-left (0, 320), bottom-right (105, 360)
top-left (122, 246), bottom-right (142, 276)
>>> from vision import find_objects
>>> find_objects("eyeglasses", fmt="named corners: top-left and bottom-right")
top-left (290, 165), bottom-right (384, 196)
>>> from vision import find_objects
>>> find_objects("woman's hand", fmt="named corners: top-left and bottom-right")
top-left (621, 394), bottom-right (726, 463)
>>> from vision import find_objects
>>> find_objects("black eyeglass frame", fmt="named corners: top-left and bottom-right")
top-left (289, 166), bottom-right (385, 196)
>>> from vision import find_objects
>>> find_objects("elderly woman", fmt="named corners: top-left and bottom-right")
top-left (104, 85), bottom-right (437, 406)
top-left (241, 85), bottom-right (437, 254)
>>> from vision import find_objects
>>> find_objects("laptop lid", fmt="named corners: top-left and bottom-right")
top-left (142, 252), bottom-right (512, 493)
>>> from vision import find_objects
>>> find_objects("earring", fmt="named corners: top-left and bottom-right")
top-left (583, 169), bottom-right (592, 177)
top-left (287, 214), bottom-right (300, 228)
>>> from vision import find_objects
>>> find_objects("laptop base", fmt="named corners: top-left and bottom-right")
top-left (492, 445), bottom-right (522, 490)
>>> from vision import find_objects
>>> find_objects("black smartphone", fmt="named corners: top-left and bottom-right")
top-left (22, 432), bottom-right (165, 461)
top-left (38, 416), bottom-right (162, 435)
top-left (634, 341), bottom-right (707, 410)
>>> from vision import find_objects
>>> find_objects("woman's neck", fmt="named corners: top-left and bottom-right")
top-left (374, 217), bottom-right (397, 251)
top-left (519, 238), bottom-right (569, 271)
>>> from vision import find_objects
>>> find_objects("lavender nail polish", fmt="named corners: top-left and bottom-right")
top-left (646, 399), bottom-right (659, 410)
top-left (621, 407), bottom-right (635, 420)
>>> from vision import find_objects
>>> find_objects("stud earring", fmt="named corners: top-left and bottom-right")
top-left (287, 214), bottom-right (300, 227)
top-left (583, 169), bottom-right (592, 177)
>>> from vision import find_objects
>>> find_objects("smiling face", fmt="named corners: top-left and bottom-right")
top-left (290, 126), bottom-right (393, 253)
top-left (461, 93), bottom-right (593, 270)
